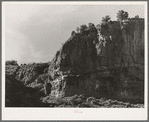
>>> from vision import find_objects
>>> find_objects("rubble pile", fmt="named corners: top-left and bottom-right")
top-left (42, 94), bottom-right (144, 108)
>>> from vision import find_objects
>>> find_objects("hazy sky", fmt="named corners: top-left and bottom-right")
top-left (3, 2), bottom-right (145, 64)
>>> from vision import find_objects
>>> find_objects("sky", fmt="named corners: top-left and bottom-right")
top-left (3, 2), bottom-right (145, 64)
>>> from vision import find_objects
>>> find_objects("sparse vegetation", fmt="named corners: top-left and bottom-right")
top-left (6, 60), bottom-right (18, 66)
top-left (80, 24), bottom-right (88, 34)
top-left (135, 15), bottom-right (139, 18)
top-left (76, 27), bottom-right (80, 33)
top-left (117, 10), bottom-right (129, 22)
top-left (71, 31), bottom-right (76, 36)
top-left (102, 15), bottom-right (111, 23)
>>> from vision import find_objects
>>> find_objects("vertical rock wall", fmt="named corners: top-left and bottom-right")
top-left (96, 19), bottom-right (144, 100)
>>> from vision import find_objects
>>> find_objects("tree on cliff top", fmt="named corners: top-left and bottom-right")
top-left (76, 27), bottom-right (80, 33)
top-left (98, 15), bottom-right (110, 37)
top-left (88, 23), bottom-right (97, 32)
top-left (71, 31), bottom-right (76, 36)
top-left (117, 10), bottom-right (129, 22)
top-left (80, 24), bottom-right (88, 34)
top-left (88, 23), bottom-right (95, 29)
top-left (102, 15), bottom-right (111, 23)
top-left (135, 15), bottom-right (139, 18)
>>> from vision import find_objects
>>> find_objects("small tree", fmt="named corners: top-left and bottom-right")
top-left (76, 27), bottom-right (80, 33)
top-left (88, 23), bottom-right (96, 31)
top-left (117, 10), bottom-right (129, 22)
top-left (135, 15), bottom-right (139, 18)
top-left (71, 31), bottom-right (76, 36)
top-left (99, 15), bottom-right (111, 37)
top-left (102, 15), bottom-right (111, 23)
top-left (96, 24), bottom-right (101, 31)
top-left (80, 24), bottom-right (88, 34)
top-left (6, 60), bottom-right (18, 65)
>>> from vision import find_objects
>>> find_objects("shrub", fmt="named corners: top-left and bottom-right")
top-left (117, 10), bottom-right (129, 22)
top-left (88, 23), bottom-right (97, 32)
top-left (80, 24), bottom-right (88, 34)
top-left (76, 27), bottom-right (80, 33)
top-left (6, 60), bottom-right (18, 66)
top-left (135, 15), bottom-right (139, 18)
top-left (102, 15), bottom-right (111, 23)
top-left (71, 31), bottom-right (76, 36)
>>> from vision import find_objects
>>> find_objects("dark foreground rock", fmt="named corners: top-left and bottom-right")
top-left (6, 76), bottom-right (49, 107)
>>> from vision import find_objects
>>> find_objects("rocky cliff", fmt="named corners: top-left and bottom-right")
top-left (5, 18), bottom-right (144, 106)
top-left (49, 27), bottom-right (98, 74)
top-left (48, 18), bottom-right (144, 102)
top-left (95, 18), bottom-right (144, 99)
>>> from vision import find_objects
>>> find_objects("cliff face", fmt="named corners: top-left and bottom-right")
top-left (96, 19), bottom-right (144, 68)
top-left (95, 19), bottom-right (144, 100)
top-left (49, 30), bottom-right (98, 75)
top-left (48, 19), bottom-right (144, 102)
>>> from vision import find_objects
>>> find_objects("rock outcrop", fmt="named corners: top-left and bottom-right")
top-left (49, 28), bottom-right (98, 74)
top-left (5, 62), bottom-right (50, 96)
top-left (15, 63), bottom-right (49, 85)
top-left (48, 18), bottom-right (144, 102)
